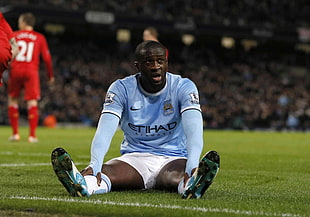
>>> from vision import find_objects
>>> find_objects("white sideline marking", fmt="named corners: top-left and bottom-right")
top-left (0, 152), bottom-right (50, 157)
top-left (0, 162), bottom-right (85, 167)
top-left (0, 151), bottom-right (89, 159)
top-left (0, 152), bottom-right (89, 167)
top-left (9, 196), bottom-right (303, 217)
top-left (0, 163), bottom-right (51, 167)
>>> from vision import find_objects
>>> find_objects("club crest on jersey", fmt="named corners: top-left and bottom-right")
top-left (163, 100), bottom-right (174, 115)
top-left (189, 92), bottom-right (200, 104)
top-left (104, 92), bottom-right (116, 105)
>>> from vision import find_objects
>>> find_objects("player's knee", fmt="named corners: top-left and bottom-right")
top-left (101, 163), bottom-right (144, 190)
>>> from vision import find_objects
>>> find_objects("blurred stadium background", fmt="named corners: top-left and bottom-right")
top-left (0, 0), bottom-right (309, 131)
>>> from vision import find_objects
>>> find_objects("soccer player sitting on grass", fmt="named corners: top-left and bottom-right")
top-left (51, 40), bottom-right (220, 199)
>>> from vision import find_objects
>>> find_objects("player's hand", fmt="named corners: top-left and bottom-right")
top-left (48, 77), bottom-right (55, 91)
top-left (80, 166), bottom-right (102, 186)
top-left (48, 77), bottom-right (55, 85)
top-left (80, 166), bottom-right (94, 176)
top-left (183, 172), bottom-right (190, 187)
top-left (183, 168), bottom-right (197, 187)
top-left (95, 172), bottom-right (102, 187)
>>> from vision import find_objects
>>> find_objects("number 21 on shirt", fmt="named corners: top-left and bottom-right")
top-left (16, 40), bottom-right (34, 62)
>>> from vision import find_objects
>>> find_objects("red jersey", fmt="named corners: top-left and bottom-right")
top-left (0, 13), bottom-right (14, 40)
top-left (10, 30), bottom-right (53, 79)
top-left (0, 13), bottom-right (14, 84)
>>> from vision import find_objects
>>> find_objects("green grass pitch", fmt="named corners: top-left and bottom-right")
top-left (0, 126), bottom-right (309, 217)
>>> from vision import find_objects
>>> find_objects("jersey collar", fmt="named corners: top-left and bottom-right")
top-left (136, 72), bottom-right (168, 96)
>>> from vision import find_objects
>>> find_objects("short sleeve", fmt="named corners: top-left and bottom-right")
top-left (178, 78), bottom-right (201, 113)
top-left (102, 80), bottom-right (126, 119)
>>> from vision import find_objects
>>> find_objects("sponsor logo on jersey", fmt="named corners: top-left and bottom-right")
top-left (130, 101), bottom-right (142, 111)
top-left (130, 106), bottom-right (140, 111)
top-left (104, 92), bottom-right (116, 105)
top-left (163, 100), bottom-right (174, 115)
top-left (128, 121), bottom-right (177, 136)
top-left (189, 92), bottom-right (200, 104)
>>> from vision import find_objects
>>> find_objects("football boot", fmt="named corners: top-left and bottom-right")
top-left (182, 150), bottom-right (220, 199)
top-left (51, 147), bottom-right (89, 197)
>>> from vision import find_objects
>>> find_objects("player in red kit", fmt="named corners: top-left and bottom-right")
top-left (8, 13), bottom-right (54, 143)
top-left (0, 12), bottom-right (18, 85)
top-left (143, 26), bottom-right (168, 60)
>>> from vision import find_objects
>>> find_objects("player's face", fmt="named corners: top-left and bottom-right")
top-left (137, 47), bottom-right (168, 93)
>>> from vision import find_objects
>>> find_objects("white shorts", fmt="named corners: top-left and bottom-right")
top-left (110, 152), bottom-right (186, 189)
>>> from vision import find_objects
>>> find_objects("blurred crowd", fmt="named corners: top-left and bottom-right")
top-left (5, 0), bottom-right (309, 28)
top-left (171, 42), bottom-right (310, 131)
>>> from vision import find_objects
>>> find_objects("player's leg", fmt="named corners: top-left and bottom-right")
top-left (52, 147), bottom-right (144, 197)
top-left (82, 171), bottom-right (112, 195)
top-left (81, 159), bottom-right (144, 195)
top-left (181, 150), bottom-right (220, 199)
top-left (8, 96), bottom-right (20, 141)
top-left (81, 160), bottom-right (144, 195)
top-left (8, 72), bottom-right (23, 141)
top-left (25, 72), bottom-right (40, 142)
top-left (101, 159), bottom-right (144, 191)
top-left (155, 159), bottom-right (186, 192)
top-left (27, 99), bottom-right (39, 142)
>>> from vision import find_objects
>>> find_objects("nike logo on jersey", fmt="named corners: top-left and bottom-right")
top-left (130, 101), bottom-right (142, 111)
top-left (130, 106), bottom-right (140, 111)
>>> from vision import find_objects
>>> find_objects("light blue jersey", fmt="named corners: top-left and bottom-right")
top-left (102, 72), bottom-right (201, 157)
